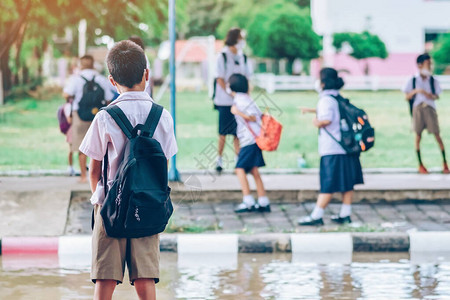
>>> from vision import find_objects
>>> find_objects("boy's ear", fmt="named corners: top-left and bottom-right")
top-left (144, 69), bottom-right (149, 82)
top-left (108, 75), bottom-right (116, 87)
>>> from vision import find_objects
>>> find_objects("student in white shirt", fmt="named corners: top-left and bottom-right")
top-left (402, 53), bottom-right (448, 174)
top-left (298, 68), bottom-right (363, 226)
top-left (214, 27), bottom-right (253, 173)
top-left (229, 74), bottom-right (270, 213)
top-left (63, 55), bottom-right (114, 182)
top-left (79, 40), bottom-right (177, 300)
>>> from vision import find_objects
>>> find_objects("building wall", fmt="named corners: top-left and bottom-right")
top-left (310, 0), bottom-right (450, 76)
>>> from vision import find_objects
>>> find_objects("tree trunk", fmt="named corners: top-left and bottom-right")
top-left (1, 51), bottom-right (12, 95)
top-left (13, 22), bottom-right (28, 86)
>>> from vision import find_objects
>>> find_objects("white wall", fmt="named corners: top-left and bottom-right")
top-left (311, 0), bottom-right (450, 54)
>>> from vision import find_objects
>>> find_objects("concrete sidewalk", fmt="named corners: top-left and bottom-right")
top-left (1, 172), bottom-right (450, 238)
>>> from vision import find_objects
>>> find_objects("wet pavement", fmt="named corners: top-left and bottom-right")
top-left (65, 192), bottom-right (450, 235)
top-left (1, 252), bottom-right (450, 300)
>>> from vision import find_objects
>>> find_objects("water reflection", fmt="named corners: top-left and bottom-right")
top-left (1, 253), bottom-right (450, 299)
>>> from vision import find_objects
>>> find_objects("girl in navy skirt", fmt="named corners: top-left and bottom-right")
top-left (229, 74), bottom-right (271, 213)
top-left (298, 68), bottom-right (364, 226)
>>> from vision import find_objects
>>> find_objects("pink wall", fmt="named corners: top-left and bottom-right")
top-left (311, 53), bottom-right (418, 77)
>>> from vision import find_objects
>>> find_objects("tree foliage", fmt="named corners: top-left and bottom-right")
top-left (432, 33), bottom-right (450, 66)
top-left (333, 31), bottom-right (388, 60)
top-left (246, 1), bottom-right (321, 62)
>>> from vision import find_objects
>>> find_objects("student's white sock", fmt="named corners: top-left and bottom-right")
top-left (258, 196), bottom-right (270, 207)
top-left (243, 194), bottom-right (256, 207)
top-left (310, 206), bottom-right (324, 220)
top-left (216, 156), bottom-right (223, 166)
top-left (339, 204), bottom-right (352, 218)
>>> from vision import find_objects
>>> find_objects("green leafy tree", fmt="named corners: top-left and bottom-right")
top-left (333, 31), bottom-right (388, 75)
top-left (432, 33), bottom-right (450, 74)
top-left (245, 1), bottom-right (321, 73)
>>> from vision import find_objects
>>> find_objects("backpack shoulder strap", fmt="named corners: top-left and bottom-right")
top-left (430, 76), bottom-right (435, 95)
top-left (222, 52), bottom-right (227, 72)
top-left (243, 54), bottom-right (247, 64)
top-left (412, 76), bottom-right (416, 89)
top-left (80, 75), bottom-right (89, 83)
top-left (102, 105), bottom-right (134, 139)
top-left (142, 103), bottom-right (164, 138)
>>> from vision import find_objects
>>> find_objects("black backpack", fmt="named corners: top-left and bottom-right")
top-left (100, 103), bottom-right (173, 238)
top-left (78, 75), bottom-right (106, 121)
top-left (325, 95), bottom-right (375, 154)
top-left (408, 76), bottom-right (435, 116)
top-left (212, 52), bottom-right (247, 101)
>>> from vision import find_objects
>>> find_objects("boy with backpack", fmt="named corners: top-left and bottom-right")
top-left (229, 74), bottom-right (271, 213)
top-left (402, 53), bottom-right (449, 174)
top-left (79, 40), bottom-right (177, 300)
top-left (63, 55), bottom-right (114, 183)
top-left (213, 27), bottom-right (252, 173)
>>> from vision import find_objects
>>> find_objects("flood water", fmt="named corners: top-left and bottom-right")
top-left (1, 252), bottom-right (450, 299)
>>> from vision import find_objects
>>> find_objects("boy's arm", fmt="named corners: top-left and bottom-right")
top-left (89, 159), bottom-right (102, 194)
top-left (231, 105), bottom-right (257, 122)
top-left (313, 117), bottom-right (331, 128)
top-left (300, 107), bottom-right (317, 114)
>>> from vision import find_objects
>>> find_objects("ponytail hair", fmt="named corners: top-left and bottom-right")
top-left (320, 67), bottom-right (344, 90)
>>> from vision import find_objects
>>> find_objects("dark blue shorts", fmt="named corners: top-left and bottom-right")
top-left (235, 143), bottom-right (266, 173)
top-left (217, 105), bottom-right (237, 136)
top-left (320, 154), bottom-right (364, 194)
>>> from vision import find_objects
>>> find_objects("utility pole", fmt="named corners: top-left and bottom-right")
top-left (168, 0), bottom-right (180, 182)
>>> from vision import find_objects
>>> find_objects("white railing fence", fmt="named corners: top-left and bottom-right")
top-left (253, 73), bottom-right (450, 93)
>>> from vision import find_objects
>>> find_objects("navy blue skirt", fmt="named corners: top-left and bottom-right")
top-left (320, 154), bottom-right (364, 194)
top-left (236, 143), bottom-right (266, 173)
top-left (217, 105), bottom-right (237, 136)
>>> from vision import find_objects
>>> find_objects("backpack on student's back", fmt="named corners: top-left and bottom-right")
top-left (100, 103), bottom-right (173, 238)
top-left (325, 95), bottom-right (375, 154)
top-left (56, 104), bottom-right (71, 134)
top-left (246, 113), bottom-right (283, 151)
top-left (211, 52), bottom-right (248, 103)
top-left (408, 76), bottom-right (436, 116)
top-left (78, 76), bottom-right (106, 121)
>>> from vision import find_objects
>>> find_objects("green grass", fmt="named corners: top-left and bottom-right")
top-left (1, 89), bottom-right (450, 171)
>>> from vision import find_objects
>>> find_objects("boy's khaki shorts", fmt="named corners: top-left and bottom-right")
top-left (91, 205), bottom-right (160, 284)
top-left (413, 103), bottom-right (440, 135)
top-left (71, 111), bottom-right (92, 152)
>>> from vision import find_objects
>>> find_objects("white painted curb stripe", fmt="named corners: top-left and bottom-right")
top-left (177, 234), bottom-right (238, 254)
top-left (409, 231), bottom-right (450, 252)
top-left (58, 236), bottom-right (91, 255)
top-left (291, 233), bottom-right (353, 253)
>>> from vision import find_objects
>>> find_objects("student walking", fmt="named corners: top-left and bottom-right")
top-left (213, 27), bottom-right (253, 173)
top-left (79, 40), bottom-right (177, 300)
top-left (402, 53), bottom-right (449, 174)
top-left (298, 68), bottom-right (364, 226)
top-left (63, 55), bottom-right (114, 182)
top-left (229, 74), bottom-right (270, 213)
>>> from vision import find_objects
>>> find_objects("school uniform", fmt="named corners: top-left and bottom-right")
top-left (317, 90), bottom-right (363, 194)
top-left (233, 93), bottom-right (265, 173)
top-left (214, 47), bottom-right (253, 136)
top-left (79, 91), bottom-right (177, 285)
top-left (402, 74), bottom-right (442, 135)
top-left (63, 69), bottom-right (114, 152)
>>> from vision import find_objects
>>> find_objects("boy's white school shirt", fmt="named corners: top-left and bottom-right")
top-left (213, 47), bottom-right (253, 107)
top-left (402, 73), bottom-right (442, 110)
top-left (79, 91), bottom-right (178, 205)
top-left (233, 92), bottom-right (261, 148)
top-left (63, 68), bottom-right (115, 112)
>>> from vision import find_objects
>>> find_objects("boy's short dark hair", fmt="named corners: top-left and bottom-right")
top-left (107, 40), bottom-right (147, 88)
top-left (229, 73), bottom-right (249, 93)
top-left (80, 55), bottom-right (94, 69)
top-left (128, 35), bottom-right (145, 51)
top-left (417, 53), bottom-right (431, 65)
top-left (225, 28), bottom-right (242, 46)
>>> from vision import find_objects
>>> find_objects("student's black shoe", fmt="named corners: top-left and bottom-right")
top-left (297, 216), bottom-right (324, 226)
top-left (216, 165), bottom-right (223, 174)
top-left (330, 215), bottom-right (352, 224)
top-left (234, 203), bottom-right (256, 213)
top-left (257, 204), bottom-right (271, 213)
